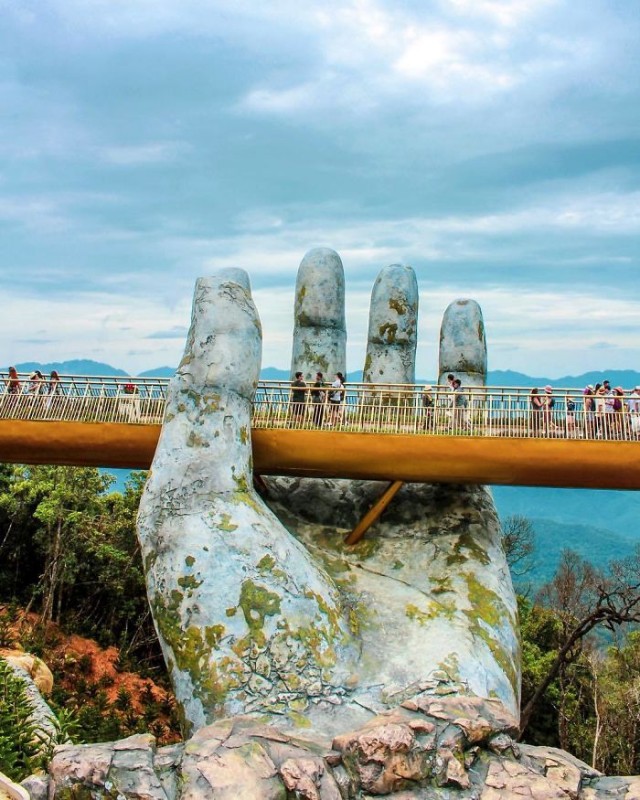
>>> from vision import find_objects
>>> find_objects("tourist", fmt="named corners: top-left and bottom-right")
top-left (603, 381), bottom-right (616, 438)
top-left (594, 383), bottom-right (606, 438)
top-left (45, 370), bottom-right (62, 414)
top-left (311, 372), bottom-right (326, 427)
top-left (530, 387), bottom-right (543, 436)
top-left (542, 385), bottom-right (556, 435)
top-left (629, 387), bottom-right (640, 438)
top-left (328, 372), bottom-right (345, 426)
top-left (583, 385), bottom-right (595, 439)
top-left (289, 371), bottom-right (307, 427)
top-left (614, 386), bottom-right (626, 439)
top-left (28, 370), bottom-right (43, 397)
top-left (6, 366), bottom-right (20, 395)
top-left (451, 378), bottom-right (468, 429)
top-left (565, 394), bottom-right (576, 437)
top-left (422, 384), bottom-right (434, 431)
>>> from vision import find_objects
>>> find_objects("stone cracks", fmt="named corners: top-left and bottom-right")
top-left (39, 693), bottom-right (640, 799)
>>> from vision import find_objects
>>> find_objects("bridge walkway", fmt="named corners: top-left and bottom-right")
top-left (0, 374), bottom-right (639, 491)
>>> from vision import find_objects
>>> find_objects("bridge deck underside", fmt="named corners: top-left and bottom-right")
top-left (1, 420), bottom-right (638, 490)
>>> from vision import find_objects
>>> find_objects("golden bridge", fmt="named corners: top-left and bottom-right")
top-left (1, 373), bottom-right (639, 493)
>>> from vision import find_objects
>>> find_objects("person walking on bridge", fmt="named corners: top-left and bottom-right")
top-left (451, 378), bottom-right (468, 430)
top-left (541, 385), bottom-right (557, 435)
top-left (5, 367), bottom-right (21, 415)
top-left (6, 366), bottom-right (20, 395)
top-left (289, 371), bottom-right (307, 427)
top-left (583, 385), bottom-right (595, 439)
top-left (311, 372), bottom-right (326, 427)
top-left (328, 372), bottom-right (345, 426)
top-left (530, 387), bottom-right (543, 436)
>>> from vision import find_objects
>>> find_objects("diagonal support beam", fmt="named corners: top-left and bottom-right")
top-left (344, 480), bottom-right (404, 545)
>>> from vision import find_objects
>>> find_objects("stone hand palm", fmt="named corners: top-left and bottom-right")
top-left (136, 249), bottom-right (519, 738)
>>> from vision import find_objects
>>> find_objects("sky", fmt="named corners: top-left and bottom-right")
top-left (1, 0), bottom-right (639, 379)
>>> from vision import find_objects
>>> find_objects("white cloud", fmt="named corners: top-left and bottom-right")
top-left (97, 141), bottom-right (189, 166)
top-left (446, 0), bottom-right (554, 28)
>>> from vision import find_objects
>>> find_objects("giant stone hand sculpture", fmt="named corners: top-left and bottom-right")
top-left (137, 248), bottom-right (519, 740)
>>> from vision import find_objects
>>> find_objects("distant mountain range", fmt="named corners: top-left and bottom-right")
top-left (6, 359), bottom-right (640, 390)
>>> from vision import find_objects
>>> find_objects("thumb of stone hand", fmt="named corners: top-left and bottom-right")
top-left (137, 270), bottom-right (358, 735)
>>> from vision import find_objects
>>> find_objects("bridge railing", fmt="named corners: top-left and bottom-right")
top-left (0, 374), bottom-right (168, 424)
top-left (1, 373), bottom-right (639, 441)
top-left (254, 382), bottom-right (640, 441)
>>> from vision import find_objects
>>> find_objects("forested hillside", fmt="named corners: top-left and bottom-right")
top-left (2, 465), bottom-right (640, 782)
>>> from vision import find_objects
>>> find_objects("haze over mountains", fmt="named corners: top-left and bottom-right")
top-left (7, 359), bottom-right (640, 390)
top-left (5, 358), bottom-right (639, 586)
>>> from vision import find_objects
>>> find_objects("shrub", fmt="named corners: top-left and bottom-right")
top-left (0, 658), bottom-right (45, 780)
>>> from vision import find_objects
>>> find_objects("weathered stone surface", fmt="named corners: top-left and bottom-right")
top-left (520, 744), bottom-right (601, 798)
top-left (137, 270), bottom-right (358, 735)
top-left (438, 299), bottom-right (487, 387)
top-left (42, 702), bottom-right (640, 799)
top-left (49, 734), bottom-right (168, 800)
top-left (581, 775), bottom-right (640, 798)
top-left (290, 247), bottom-right (346, 381)
top-left (363, 264), bottom-right (418, 385)
top-left (265, 477), bottom-right (521, 722)
top-left (49, 741), bottom-right (115, 793)
top-left (481, 757), bottom-right (569, 799)
top-left (19, 772), bottom-right (48, 800)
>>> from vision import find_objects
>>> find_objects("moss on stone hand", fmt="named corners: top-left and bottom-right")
top-left (217, 513), bottom-right (238, 533)
top-left (177, 574), bottom-right (203, 595)
top-left (238, 579), bottom-right (282, 635)
top-left (389, 297), bottom-right (408, 315)
top-left (462, 572), bottom-right (518, 694)
top-left (379, 322), bottom-right (398, 344)
top-left (446, 531), bottom-right (491, 567)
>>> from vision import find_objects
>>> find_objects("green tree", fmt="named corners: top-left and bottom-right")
top-left (520, 548), bottom-right (640, 744)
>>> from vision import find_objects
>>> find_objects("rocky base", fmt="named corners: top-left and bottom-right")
top-left (31, 694), bottom-right (640, 799)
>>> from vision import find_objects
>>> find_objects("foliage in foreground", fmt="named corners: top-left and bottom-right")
top-left (0, 465), bottom-right (180, 751)
top-left (0, 657), bottom-right (51, 781)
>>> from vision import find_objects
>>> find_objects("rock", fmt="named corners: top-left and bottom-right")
top-left (49, 741), bottom-right (115, 794)
top-left (0, 651), bottom-right (53, 695)
top-left (41, 705), bottom-right (640, 799)
top-left (0, 771), bottom-right (29, 800)
top-left (19, 773), bottom-right (48, 800)
top-left (581, 775), bottom-right (640, 798)
top-left (280, 756), bottom-right (342, 800)
top-left (481, 757), bottom-right (569, 799)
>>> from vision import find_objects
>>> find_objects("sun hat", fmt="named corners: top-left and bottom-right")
top-left (423, 385), bottom-right (432, 391)
top-left (544, 385), bottom-right (553, 393)
top-left (615, 386), bottom-right (624, 393)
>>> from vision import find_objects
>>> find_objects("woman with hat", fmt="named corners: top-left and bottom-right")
top-left (542, 385), bottom-right (556, 435)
